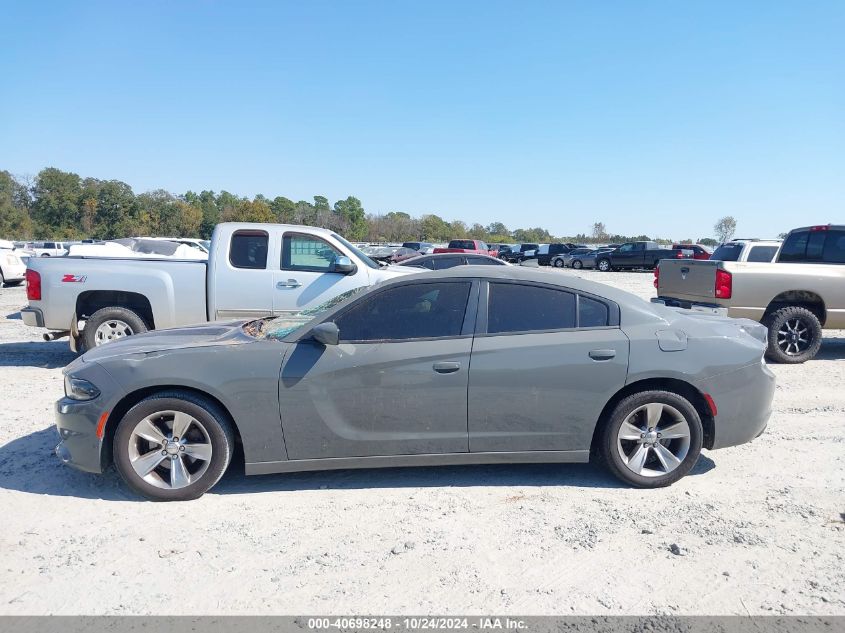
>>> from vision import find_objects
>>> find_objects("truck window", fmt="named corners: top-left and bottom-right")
top-left (822, 230), bottom-right (845, 263)
top-left (618, 244), bottom-right (635, 252)
top-left (448, 240), bottom-right (475, 249)
top-left (229, 230), bottom-right (268, 269)
top-left (746, 245), bottom-right (778, 262)
top-left (710, 243), bottom-right (743, 261)
top-left (283, 234), bottom-right (342, 272)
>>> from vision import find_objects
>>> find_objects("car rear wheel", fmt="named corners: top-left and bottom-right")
top-left (597, 258), bottom-right (611, 272)
top-left (81, 306), bottom-right (148, 351)
top-left (599, 390), bottom-right (703, 488)
top-left (763, 306), bottom-right (823, 364)
top-left (572, 260), bottom-right (583, 269)
top-left (113, 391), bottom-right (235, 501)
top-left (553, 258), bottom-right (564, 268)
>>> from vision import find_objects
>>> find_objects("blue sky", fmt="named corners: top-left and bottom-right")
top-left (2, 1), bottom-right (842, 239)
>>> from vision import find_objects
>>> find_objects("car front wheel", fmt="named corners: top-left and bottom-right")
top-left (113, 391), bottom-right (235, 501)
top-left (553, 258), bottom-right (564, 268)
top-left (599, 390), bottom-right (703, 488)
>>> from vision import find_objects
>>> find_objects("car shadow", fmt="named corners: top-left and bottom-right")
top-left (0, 341), bottom-right (76, 368)
top-left (815, 337), bottom-right (845, 361)
top-left (5, 311), bottom-right (22, 320)
top-left (0, 426), bottom-right (717, 501)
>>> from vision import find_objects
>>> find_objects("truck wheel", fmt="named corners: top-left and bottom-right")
top-left (763, 306), bottom-right (823, 364)
top-left (82, 307), bottom-right (148, 350)
top-left (113, 391), bottom-right (235, 501)
top-left (597, 259), bottom-right (612, 272)
top-left (599, 390), bottom-right (703, 488)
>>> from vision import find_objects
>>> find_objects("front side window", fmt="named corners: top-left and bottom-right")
top-left (487, 283), bottom-right (576, 334)
top-left (230, 230), bottom-right (268, 269)
top-left (334, 282), bottom-right (472, 342)
top-left (746, 245), bottom-right (778, 262)
top-left (433, 256), bottom-right (464, 270)
top-left (283, 234), bottom-right (342, 272)
top-left (618, 243), bottom-right (635, 253)
top-left (466, 256), bottom-right (500, 265)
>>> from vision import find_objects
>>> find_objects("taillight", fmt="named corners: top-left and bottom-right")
top-left (653, 266), bottom-right (659, 289)
top-left (25, 269), bottom-right (41, 301)
top-left (676, 251), bottom-right (684, 258)
top-left (715, 269), bottom-right (732, 299)
top-left (809, 225), bottom-right (830, 232)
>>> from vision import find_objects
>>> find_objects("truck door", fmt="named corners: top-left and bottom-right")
top-left (212, 229), bottom-right (277, 320)
top-left (273, 232), bottom-right (365, 314)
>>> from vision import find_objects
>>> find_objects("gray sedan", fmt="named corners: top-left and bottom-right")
top-left (55, 267), bottom-right (775, 501)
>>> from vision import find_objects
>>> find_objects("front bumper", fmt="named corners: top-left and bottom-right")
top-left (697, 360), bottom-right (776, 450)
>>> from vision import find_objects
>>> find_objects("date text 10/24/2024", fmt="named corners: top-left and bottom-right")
top-left (307, 618), bottom-right (528, 631)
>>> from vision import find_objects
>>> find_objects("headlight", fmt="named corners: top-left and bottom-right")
top-left (64, 375), bottom-right (100, 401)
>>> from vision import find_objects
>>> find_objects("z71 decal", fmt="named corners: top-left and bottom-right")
top-left (61, 274), bottom-right (87, 283)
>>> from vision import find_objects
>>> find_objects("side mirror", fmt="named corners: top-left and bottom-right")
top-left (310, 322), bottom-right (339, 346)
top-left (332, 256), bottom-right (356, 274)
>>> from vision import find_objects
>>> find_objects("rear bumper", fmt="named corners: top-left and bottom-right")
top-left (1, 263), bottom-right (25, 281)
top-left (21, 307), bottom-right (45, 327)
top-left (696, 361), bottom-right (776, 450)
top-left (652, 297), bottom-right (729, 317)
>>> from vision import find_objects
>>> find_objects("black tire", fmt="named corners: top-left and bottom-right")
top-left (82, 306), bottom-right (148, 350)
top-left (572, 260), bottom-right (583, 269)
top-left (113, 391), bottom-right (236, 501)
top-left (0, 269), bottom-right (5, 287)
top-left (597, 258), bottom-right (612, 272)
top-left (40, 253), bottom-right (50, 257)
top-left (762, 306), bottom-right (823, 364)
top-left (599, 390), bottom-right (703, 488)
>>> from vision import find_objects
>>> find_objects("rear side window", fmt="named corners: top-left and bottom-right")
top-left (746, 245), bottom-right (778, 262)
top-left (335, 282), bottom-right (471, 342)
top-left (780, 230), bottom-right (835, 262)
top-left (710, 243), bottom-right (742, 261)
top-left (487, 283), bottom-right (576, 334)
top-left (229, 231), bottom-right (268, 269)
top-left (822, 230), bottom-right (845, 263)
top-left (579, 296), bottom-right (610, 327)
top-left (466, 256), bottom-right (500, 265)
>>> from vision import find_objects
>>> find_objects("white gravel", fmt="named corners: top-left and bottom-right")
top-left (1, 271), bottom-right (843, 615)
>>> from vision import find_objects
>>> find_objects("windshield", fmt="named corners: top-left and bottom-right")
top-left (252, 287), bottom-right (367, 340)
top-left (332, 233), bottom-right (380, 269)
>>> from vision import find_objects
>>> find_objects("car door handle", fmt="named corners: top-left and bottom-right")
top-left (277, 279), bottom-right (302, 289)
top-left (589, 349), bottom-right (616, 361)
top-left (433, 362), bottom-right (461, 374)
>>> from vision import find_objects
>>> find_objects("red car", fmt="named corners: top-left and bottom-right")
top-left (672, 244), bottom-right (712, 260)
top-left (433, 239), bottom-right (498, 257)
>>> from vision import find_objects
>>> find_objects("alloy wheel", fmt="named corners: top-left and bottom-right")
top-left (777, 317), bottom-right (811, 356)
top-left (127, 410), bottom-right (213, 490)
top-left (616, 403), bottom-right (691, 477)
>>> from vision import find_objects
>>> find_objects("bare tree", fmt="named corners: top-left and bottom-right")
top-left (592, 222), bottom-right (608, 242)
top-left (714, 216), bottom-right (737, 243)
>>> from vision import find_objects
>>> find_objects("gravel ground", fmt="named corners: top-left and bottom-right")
top-left (0, 271), bottom-right (843, 615)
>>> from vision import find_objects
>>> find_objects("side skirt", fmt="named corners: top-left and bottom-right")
top-left (245, 450), bottom-right (590, 476)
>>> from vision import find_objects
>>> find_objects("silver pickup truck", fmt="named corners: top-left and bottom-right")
top-left (22, 222), bottom-right (412, 351)
top-left (653, 225), bottom-right (845, 363)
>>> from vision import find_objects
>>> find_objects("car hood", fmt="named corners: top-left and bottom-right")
top-left (80, 320), bottom-right (253, 362)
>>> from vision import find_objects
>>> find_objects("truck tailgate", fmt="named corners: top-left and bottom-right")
top-left (656, 259), bottom-right (719, 301)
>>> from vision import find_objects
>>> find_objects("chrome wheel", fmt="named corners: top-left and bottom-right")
top-left (94, 319), bottom-right (134, 345)
top-left (616, 403), bottom-right (691, 477)
top-left (598, 259), bottom-right (611, 272)
top-left (777, 317), bottom-right (811, 357)
top-left (127, 410), bottom-right (212, 490)
top-left (553, 258), bottom-right (564, 268)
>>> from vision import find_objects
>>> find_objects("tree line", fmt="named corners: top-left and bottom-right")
top-left (2, 167), bottom-right (725, 246)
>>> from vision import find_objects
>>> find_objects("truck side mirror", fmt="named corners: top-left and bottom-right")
top-left (310, 322), bottom-right (339, 346)
top-left (332, 256), bottom-right (356, 274)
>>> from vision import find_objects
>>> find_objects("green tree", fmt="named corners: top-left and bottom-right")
top-left (419, 214), bottom-right (451, 242)
top-left (30, 167), bottom-right (82, 235)
top-left (333, 196), bottom-right (367, 240)
top-left (271, 196), bottom-right (295, 223)
top-left (221, 197), bottom-right (274, 223)
top-left (93, 180), bottom-right (136, 238)
top-left (714, 216), bottom-right (737, 243)
top-left (0, 171), bottom-right (33, 238)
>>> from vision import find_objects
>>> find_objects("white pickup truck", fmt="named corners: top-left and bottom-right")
top-left (22, 223), bottom-right (413, 351)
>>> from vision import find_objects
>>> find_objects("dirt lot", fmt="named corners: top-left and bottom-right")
top-left (0, 271), bottom-right (843, 615)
